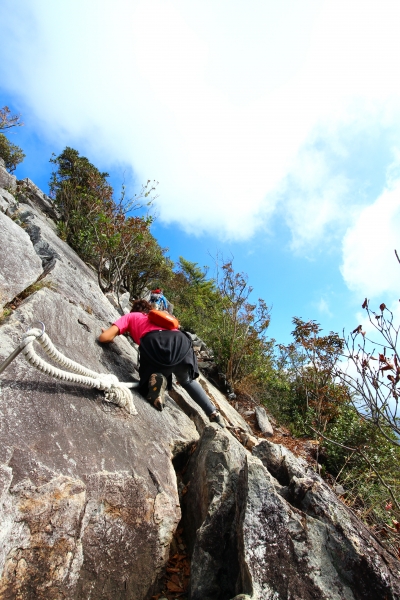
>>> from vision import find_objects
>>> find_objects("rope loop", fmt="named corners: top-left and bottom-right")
top-left (19, 328), bottom-right (137, 415)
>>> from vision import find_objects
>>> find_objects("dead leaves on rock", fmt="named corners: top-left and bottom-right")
top-left (165, 555), bottom-right (190, 593)
top-left (152, 529), bottom-right (190, 599)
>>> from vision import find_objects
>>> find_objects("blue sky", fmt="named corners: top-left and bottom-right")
top-left (2, 0), bottom-right (400, 344)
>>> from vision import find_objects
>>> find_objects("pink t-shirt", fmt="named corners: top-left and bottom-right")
top-left (113, 312), bottom-right (174, 345)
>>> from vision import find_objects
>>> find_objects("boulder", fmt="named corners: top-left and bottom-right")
top-left (0, 187), bottom-right (201, 598)
top-left (0, 211), bottom-right (43, 306)
top-left (119, 291), bottom-right (131, 311)
top-left (255, 405), bottom-right (274, 436)
top-left (182, 429), bottom-right (400, 600)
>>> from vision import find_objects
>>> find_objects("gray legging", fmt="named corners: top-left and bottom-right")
top-left (172, 364), bottom-right (216, 417)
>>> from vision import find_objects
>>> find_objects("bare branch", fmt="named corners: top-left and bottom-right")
top-left (0, 106), bottom-right (23, 131)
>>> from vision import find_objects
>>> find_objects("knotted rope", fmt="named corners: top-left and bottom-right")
top-left (19, 328), bottom-right (137, 415)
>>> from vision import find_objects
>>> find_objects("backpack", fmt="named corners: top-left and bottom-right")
top-left (149, 293), bottom-right (167, 311)
top-left (148, 310), bottom-right (179, 330)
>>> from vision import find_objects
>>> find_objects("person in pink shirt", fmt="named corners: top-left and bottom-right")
top-left (98, 299), bottom-right (224, 426)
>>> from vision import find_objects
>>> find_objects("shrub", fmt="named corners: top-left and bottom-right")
top-left (0, 133), bottom-right (25, 172)
top-left (165, 258), bottom-right (273, 388)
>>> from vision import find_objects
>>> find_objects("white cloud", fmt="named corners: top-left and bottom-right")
top-left (341, 177), bottom-right (400, 298)
top-left (278, 146), bottom-right (352, 251)
top-left (2, 0), bottom-right (400, 242)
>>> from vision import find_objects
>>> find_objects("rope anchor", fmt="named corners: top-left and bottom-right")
top-left (0, 326), bottom-right (138, 415)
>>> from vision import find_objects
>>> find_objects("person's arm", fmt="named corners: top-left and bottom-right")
top-left (98, 325), bottom-right (120, 343)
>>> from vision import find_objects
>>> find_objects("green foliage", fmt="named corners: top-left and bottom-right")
top-left (49, 147), bottom-right (172, 298)
top-left (0, 306), bottom-right (12, 324)
top-left (324, 405), bottom-right (390, 473)
top-left (164, 257), bottom-right (220, 333)
top-left (213, 261), bottom-right (271, 385)
top-left (275, 318), bottom-right (349, 435)
top-left (324, 404), bottom-right (400, 551)
top-left (119, 227), bottom-right (174, 299)
top-left (165, 258), bottom-right (273, 388)
top-left (49, 147), bottom-right (112, 262)
top-left (0, 133), bottom-right (25, 172)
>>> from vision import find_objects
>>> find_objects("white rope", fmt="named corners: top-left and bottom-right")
top-left (20, 328), bottom-right (137, 415)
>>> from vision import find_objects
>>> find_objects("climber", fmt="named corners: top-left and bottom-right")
top-left (149, 288), bottom-right (172, 313)
top-left (98, 299), bottom-right (225, 427)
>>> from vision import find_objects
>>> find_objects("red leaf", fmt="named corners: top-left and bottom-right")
top-left (166, 581), bottom-right (183, 593)
top-left (362, 298), bottom-right (368, 309)
top-left (166, 567), bottom-right (180, 573)
top-left (380, 303), bottom-right (386, 311)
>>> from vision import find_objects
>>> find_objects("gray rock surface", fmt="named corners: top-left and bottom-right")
top-left (16, 202), bottom-right (116, 321)
top-left (0, 289), bottom-right (198, 599)
top-left (255, 405), bottom-right (274, 436)
top-left (0, 191), bottom-right (200, 598)
top-left (0, 211), bottom-right (43, 306)
top-left (17, 178), bottom-right (60, 221)
top-left (0, 163), bottom-right (16, 192)
top-left (119, 291), bottom-right (131, 311)
top-left (0, 187), bottom-right (17, 214)
top-left (198, 374), bottom-right (253, 434)
top-left (182, 429), bottom-right (400, 600)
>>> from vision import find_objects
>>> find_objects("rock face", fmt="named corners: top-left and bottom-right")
top-left (183, 431), bottom-right (400, 600)
top-left (0, 284), bottom-right (199, 599)
top-left (0, 178), bottom-right (400, 599)
top-left (0, 210), bottom-right (43, 306)
top-left (16, 178), bottom-right (60, 221)
top-left (0, 160), bottom-right (16, 192)
top-left (0, 186), bottom-right (198, 599)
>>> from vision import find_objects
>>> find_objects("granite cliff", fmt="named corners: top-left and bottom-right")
top-left (0, 160), bottom-right (400, 599)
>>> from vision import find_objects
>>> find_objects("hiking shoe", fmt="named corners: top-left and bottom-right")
top-left (147, 373), bottom-right (167, 411)
top-left (209, 410), bottom-right (226, 428)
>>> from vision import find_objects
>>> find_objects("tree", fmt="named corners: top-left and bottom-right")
top-left (0, 134), bottom-right (25, 172)
top-left (49, 147), bottom-right (113, 256)
top-left (49, 147), bottom-right (170, 300)
top-left (165, 258), bottom-right (272, 388)
top-left (163, 257), bottom-right (220, 333)
top-left (279, 318), bottom-right (349, 435)
top-left (0, 106), bottom-right (23, 131)
top-left (115, 225), bottom-right (173, 299)
top-left (212, 261), bottom-right (271, 386)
